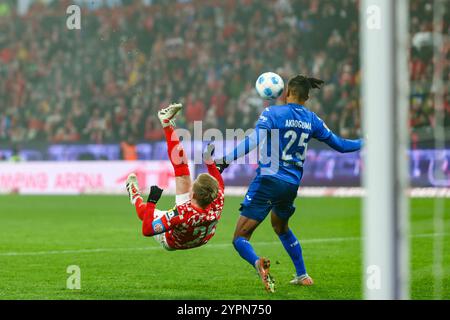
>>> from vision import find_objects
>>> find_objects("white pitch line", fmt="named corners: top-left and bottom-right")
top-left (0, 233), bottom-right (446, 257)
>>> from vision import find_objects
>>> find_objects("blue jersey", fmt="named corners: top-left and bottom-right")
top-left (225, 102), bottom-right (362, 222)
top-left (254, 103), bottom-right (331, 185)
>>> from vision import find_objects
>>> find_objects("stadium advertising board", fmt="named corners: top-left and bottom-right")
top-left (0, 161), bottom-right (186, 195)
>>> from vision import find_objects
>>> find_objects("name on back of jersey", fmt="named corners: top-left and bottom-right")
top-left (285, 119), bottom-right (312, 130)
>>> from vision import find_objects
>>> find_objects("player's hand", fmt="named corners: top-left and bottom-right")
top-left (203, 143), bottom-right (215, 164)
top-left (147, 185), bottom-right (164, 204)
top-left (215, 157), bottom-right (229, 174)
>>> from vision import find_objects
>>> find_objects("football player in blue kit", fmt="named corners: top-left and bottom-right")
top-left (216, 75), bottom-right (363, 292)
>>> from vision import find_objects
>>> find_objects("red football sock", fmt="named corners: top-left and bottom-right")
top-left (164, 126), bottom-right (190, 177)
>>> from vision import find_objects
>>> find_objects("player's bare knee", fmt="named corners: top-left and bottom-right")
top-left (272, 222), bottom-right (289, 236)
top-left (233, 228), bottom-right (252, 241)
top-left (272, 225), bottom-right (282, 235)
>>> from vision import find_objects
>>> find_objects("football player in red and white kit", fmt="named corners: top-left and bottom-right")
top-left (126, 103), bottom-right (224, 250)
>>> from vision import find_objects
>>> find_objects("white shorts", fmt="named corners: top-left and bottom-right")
top-left (152, 193), bottom-right (190, 251)
top-left (153, 232), bottom-right (174, 251)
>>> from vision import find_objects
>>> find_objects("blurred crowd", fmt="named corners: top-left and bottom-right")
top-left (0, 0), bottom-right (448, 145)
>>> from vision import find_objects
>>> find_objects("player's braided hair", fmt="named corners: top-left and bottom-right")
top-left (193, 173), bottom-right (219, 209)
top-left (287, 75), bottom-right (325, 101)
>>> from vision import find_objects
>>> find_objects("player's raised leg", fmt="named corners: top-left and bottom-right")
top-left (271, 212), bottom-right (313, 286)
top-left (158, 103), bottom-right (192, 197)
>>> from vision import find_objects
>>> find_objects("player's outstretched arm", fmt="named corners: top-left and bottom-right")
top-left (321, 133), bottom-right (363, 153)
top-left (312, 112), bottom-right (363, 153)
top-left (218, 108), bottom-right (272, 173)
top-left (203, 144), bottom-right (225, 190)
top-left (218, 127), bottom-right (266, 173)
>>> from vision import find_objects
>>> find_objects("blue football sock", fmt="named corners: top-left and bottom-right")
top-left (279, 229), bottom-right (307, 276)
top-left (233, 237), bottom-right (260, 268)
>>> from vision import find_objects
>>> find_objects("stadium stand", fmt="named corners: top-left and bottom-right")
top-left (0, 0), bottom-right (448, 147)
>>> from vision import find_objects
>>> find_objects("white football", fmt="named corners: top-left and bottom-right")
top-left (255, 72), bottom-right (285, 100)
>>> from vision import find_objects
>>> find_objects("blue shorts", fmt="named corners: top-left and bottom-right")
top-left (240, 175), bottom-right (299, 222)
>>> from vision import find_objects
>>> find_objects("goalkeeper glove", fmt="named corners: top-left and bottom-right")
top-left (203, 143), bottom-right (215, 165)
top-left (147, 185), bottom-right (164, 204)
top-left (203, 143), bottom-right (229, 173)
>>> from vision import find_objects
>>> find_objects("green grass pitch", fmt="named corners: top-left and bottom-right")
top-left (0, 195), bottom-right (448, 300)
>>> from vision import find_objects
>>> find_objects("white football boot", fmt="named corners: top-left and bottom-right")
top-left (290, 274), bottom-right (314, 286)
top-left (157, 103), bottom-right (183, 128)
top-left (126, 173), bottom-right (142, 205)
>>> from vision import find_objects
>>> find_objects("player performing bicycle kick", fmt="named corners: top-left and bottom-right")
top-left (126, 103), bottom-right (224, 250)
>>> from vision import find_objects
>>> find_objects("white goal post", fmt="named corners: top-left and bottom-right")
top-left (361, 0), bottom-right (410, 300)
